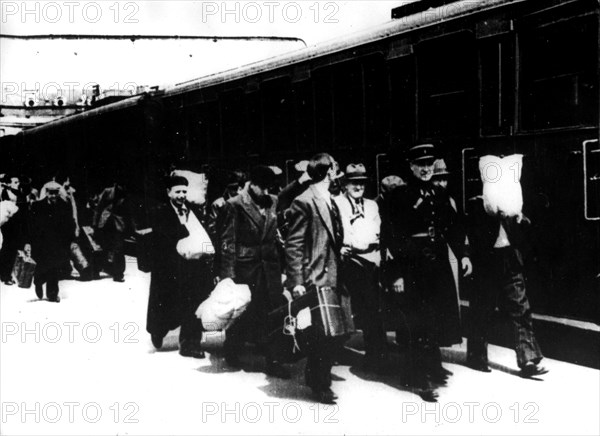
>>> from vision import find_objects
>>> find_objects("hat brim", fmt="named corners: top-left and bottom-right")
top-left (432, 171), bottom-right (450, 177)
top-left (345, 175), bottom-right (369, 181)
top-left (410, 156), bottom-right (436, 163)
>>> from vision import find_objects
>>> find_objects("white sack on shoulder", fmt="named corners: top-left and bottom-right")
top-left (175, 213), bottom-right (215, 260)
top-left (479, 154), bottom-right (523, 217)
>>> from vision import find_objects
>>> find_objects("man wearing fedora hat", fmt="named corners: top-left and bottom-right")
top-left (383, 144), bottom-right (472, 400)
top-left (335, 163), bottom-right (387, 371)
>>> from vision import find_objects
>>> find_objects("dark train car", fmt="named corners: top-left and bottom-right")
top-left (1, 0), bottom-right (598, 322)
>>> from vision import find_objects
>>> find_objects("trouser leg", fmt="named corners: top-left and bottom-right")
top-left (500, 249), bottom-right (543, 368)
top-left (45, 269), bottom-right (60, 301)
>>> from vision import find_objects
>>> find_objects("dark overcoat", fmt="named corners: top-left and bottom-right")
top-left (28, 199), bottom-right (75, 275)
top-left (146, 201), bottom-right (213, 336)
top-left (219, 189), bottom-right (282, 337)
top-left (383, 179), bottom-right (468, 346)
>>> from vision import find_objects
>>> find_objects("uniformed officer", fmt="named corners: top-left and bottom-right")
top-left (383, 144), bottom-right (472, 401)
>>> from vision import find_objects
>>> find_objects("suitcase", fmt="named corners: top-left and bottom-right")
top-left (309, 286), bottom-right (355, 338)
top-left (12, 251), bottom-right (36, 289)
top-left (267, 286), bottom-right (356, 363)
top-left (135, 228), bottom-right (153, 272)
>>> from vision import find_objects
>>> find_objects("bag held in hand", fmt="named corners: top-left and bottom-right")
top-left (307, 286), bottom-right (355, 338)
top-left (135, 228), bottom-right (153, 272)
top-left (195, 278), bottom-right (251, 331)
top-left (12, 251), bottom-right (36, 289)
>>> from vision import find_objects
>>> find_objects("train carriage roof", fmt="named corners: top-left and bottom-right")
top-left (16, 0), bottom-right (522, 137)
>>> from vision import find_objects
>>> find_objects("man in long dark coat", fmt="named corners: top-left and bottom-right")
top-left (219, 166), bottom-right (289, 378)
top-left (285, 153), bottom-right (351, 404)
top-left (26, 182), bottom-right (75, 302)
top-left (93, 180), bottom-right (130, 282)
top-left (384, 144), bottom-right (471, 400)
top-left (146, 176), bottom-right (213, 358)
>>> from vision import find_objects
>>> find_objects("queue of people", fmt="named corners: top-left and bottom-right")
top-left (0, 144), bottom-right (548, 404)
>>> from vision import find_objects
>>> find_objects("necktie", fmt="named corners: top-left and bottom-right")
top-left (328, 200), bottom-right (343, 246)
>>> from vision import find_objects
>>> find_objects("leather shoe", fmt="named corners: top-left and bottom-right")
top-left (312, 388), bottom-right (336, 404)
top-left (48, 296), bottom-right (61, 303)
top-left (151, 334), bottom-right (164, 349)
top-left (2, 279), bottom-right (15, 286)
top-left (179, 347), bottom-right (205, 359)
top-left (265, 361), bottom-right (291, 379)
top-left (520, 362), bottom-right (548, 378)
top-left (467, 359), bottom-right (491, 373)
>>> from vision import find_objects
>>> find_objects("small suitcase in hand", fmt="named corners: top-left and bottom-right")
top-left (12, 251), bottom-right (36, 289)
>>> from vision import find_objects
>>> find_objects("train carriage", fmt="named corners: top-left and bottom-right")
top-left (1, 0), bottom-right (598, 322)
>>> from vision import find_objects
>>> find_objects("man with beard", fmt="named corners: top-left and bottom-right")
top-left (384, 144), bottom-right (472, 401)
top-left (335, 163), bottom-right (387, 372)
top-left (219, 166), bottom-right (290, 378)
top-left (0, 175), bottom-right (28, 286)
top-left (146, 175), bottom-right (213, 358)
top-left (26, 182), bottom-right (75, 302)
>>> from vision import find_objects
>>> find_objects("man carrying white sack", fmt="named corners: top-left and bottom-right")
top-left (146, 175), bottom-right (214, 359)
top-left (466, 154), bottom-right (548, 378)
top-left (219, 166), bottom-right (290, 379)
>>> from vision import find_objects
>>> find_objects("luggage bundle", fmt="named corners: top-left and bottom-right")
top-left (135, 228), bottom-right (153, 273)
top-left (12, 251), bottom-right (36, 289)
top-left (267, 286), bottom-right (355, 363)
top-left (195, 278), bottom-right (251, 331)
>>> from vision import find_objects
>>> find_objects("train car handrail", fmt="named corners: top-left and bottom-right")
top-left (583, 139), bottom-right (600, 221)
top-left (462, 147), bottom-right (475, 214)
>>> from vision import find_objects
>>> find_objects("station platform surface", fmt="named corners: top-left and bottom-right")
top-left (1, 257), bottom-right (598, 435)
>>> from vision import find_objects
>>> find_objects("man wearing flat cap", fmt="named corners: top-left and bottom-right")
top-left (25, 181), bottom-right (75, 302)
top-left (335, 163), bottom-right (387, 372)
top-left (146, 175), bottom-right (213, 358)
top-left (383, 144), bottom-right (472, 400)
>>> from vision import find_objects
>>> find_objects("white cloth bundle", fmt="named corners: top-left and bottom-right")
top-left (479, 154), bottom-right (524, 217)
top-left (171, 170), bottom-right (207, 205)
top-left (195, 278), bottom-right (252, 331)
top-left (176, 211), bottom-right (215, 260)
top-left (0, 200), bottom-right (18, 227)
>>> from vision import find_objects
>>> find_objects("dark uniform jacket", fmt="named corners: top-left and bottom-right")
top-left (146, 201), bottom-right (212, 336)
top-left (384, 179), bottom-right (469, 263)
top-left (220, 189), bottom-right (282, 312)
top-left (28, 199), bottom-right (75, 275)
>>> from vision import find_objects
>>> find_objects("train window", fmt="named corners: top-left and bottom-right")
top-left (292, 80), bottom-right (315, 151)
top-left (331, 61), bottom-right (364, 150)
top-left (480, 37), bottom-right (515, 136)
top-left (417, 33), bottom-right (477, 139)
top-left (363, 55), bottom-right (388, 149)
top-left (220, 89), bottom-right (247, 156)
top-left (262, 77), bottom-right (295, 153)
top-left (245, 91), bottom-right (262, 156)
top-left (519, 16), bottom-right (598, 131)
top-left (194, 101), bottom-right (221, 159)
top-left (388, 55), bottom-right (416, 147)
top-left (314, 68), bottom-right (335, 149)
